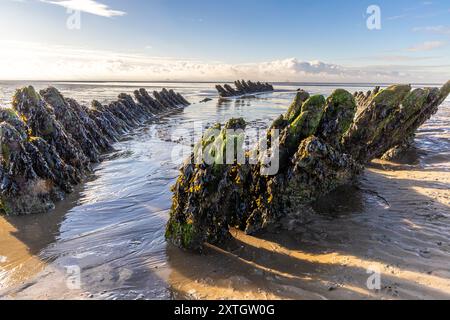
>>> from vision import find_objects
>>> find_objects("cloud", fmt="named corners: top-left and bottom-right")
top-left (368, 55), bottom-right (440, 61)
top-left (413, 25), bottom-right (450, 34)
top-left (407, 41), bottom-right (447, 52)
top-left (386, 1), bottom-right (438, 20)
top-left (40, 0), bottom-right (126, 17)
top-left (387, 14), bottom-right (408, 21)
top-left (0, 41), bottom-right (449, 83)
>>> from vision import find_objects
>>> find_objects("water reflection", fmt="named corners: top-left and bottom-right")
top-left (0, 82), bottom-right (449, 299)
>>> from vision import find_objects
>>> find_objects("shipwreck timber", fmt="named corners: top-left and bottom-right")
top-left (166, 81), bottom-right (450, 252)
top-left (0, 86), bottom-right (190, 215)
top-left (215, 80), bottom-right (274, 98)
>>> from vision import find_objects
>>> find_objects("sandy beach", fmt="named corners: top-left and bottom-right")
top-left (2, 157), bottom-right (449, 300)
top-left (1, 80), bottom-right (449, 300)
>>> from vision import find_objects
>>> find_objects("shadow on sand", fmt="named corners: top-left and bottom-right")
top-left (165, 162), bottom-right (450, 300)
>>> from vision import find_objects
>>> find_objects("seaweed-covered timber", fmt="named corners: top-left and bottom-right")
top-left (166, 81), bottom-right (450, 251)
top-left (0, 86), bottom-right (190, 215)
top-left (215, 80), bottom-right (274, 98)
top-left (353, 86), bottom-right (422, 161)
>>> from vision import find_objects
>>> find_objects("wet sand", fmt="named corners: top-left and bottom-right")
top-left (2, 160), bottom-right (449, 300)
top-left (1, 82), bottom-right (449, 300)
top-left (165, 160), bottom-right (450, 300)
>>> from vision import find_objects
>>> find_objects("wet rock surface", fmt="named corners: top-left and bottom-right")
top-left (0, 86), bottom-right (190, 215)
top-left (216, 80), bottom-right (274, 98)
top-left (167, 81), bottom-right (450, 251)
top-left (344, 82), bottom-right (450, 163)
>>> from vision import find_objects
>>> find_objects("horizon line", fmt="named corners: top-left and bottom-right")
top-left (0, 80), bottom-right (446, 86)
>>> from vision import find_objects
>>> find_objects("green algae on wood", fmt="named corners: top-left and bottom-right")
top-left (286, 94), bottom-right (326, 152)
top-left (344, 81), bottom-right (450, 162)
top-left (166, 81), bottom-right (450, 252)
top-left (317, 89), bottom-right (357, 148)
top-left (285, 90), bottom-right (310, 122)
top-left (166, 118), bottom-right (251, 251)
top-left (290, 95), bottom-right (326, 134)
top-left (0, 85), bottom-right (191, 216)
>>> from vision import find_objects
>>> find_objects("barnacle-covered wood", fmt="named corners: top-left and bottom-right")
top-left (216, 80), bottom-right (274, 98)
top-left (0, 86), bottom-right (190, 215)
top-left (167, 81), bottom-right (450, 251)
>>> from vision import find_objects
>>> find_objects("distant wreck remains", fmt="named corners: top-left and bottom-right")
top-left (0, 86), bottom-right (190, 215)
top-left (216, 80), bottom-right (274, 98)
top-left (166, 81), bottom-right (450, 251)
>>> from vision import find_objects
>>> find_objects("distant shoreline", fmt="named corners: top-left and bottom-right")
top-left (0, 80), bottom-right (445, 87)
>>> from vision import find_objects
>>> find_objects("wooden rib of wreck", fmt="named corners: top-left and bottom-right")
top-left (215, 80), bottom-right (274, 98)
top-left (0, 86), bottom-right (190, 215)
top-left (166, 81), bottom-right (450, 252)
top-left (353, 87), bottom-right (420, 161)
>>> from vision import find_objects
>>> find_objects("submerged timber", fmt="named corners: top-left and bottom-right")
top-left (0, 86), bottom-right (190, 215)
top-left (216, 80), bottom-right (274, 98)
top-left (166, 81), bottom-right (450, 251)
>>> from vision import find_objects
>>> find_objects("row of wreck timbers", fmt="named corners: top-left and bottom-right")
top-left (0, 86), bottom-right (190, 215)
top-left (1, 80), bottom-right (449, 252)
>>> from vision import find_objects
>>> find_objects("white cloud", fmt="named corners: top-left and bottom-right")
top-left (413, 25), bottom-right (450, 35)
top-left (407, 41), bottom-right (447, 52)
top-left (0, 40), bottom-right (448, 83)
top-left (40, 0), bottom-right (126, 17)
top-left (387, 14), bottom-right (408, 21)
top-left (369, 55), bottom-right (440, 61)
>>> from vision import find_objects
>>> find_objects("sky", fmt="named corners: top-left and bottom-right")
top-left (0, 0), bottom-right (449, 83)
